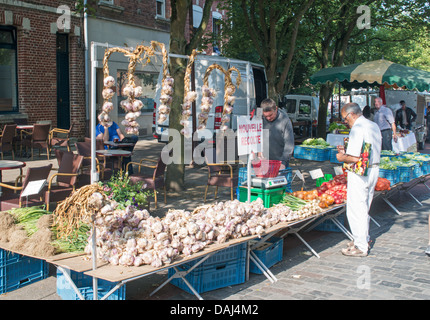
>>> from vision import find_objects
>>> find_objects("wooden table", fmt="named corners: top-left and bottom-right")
top-left (96, 149), bottom-right (132, 174)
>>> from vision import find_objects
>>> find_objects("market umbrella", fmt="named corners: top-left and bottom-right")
top-left (310, 59), bottom-right (430, 92)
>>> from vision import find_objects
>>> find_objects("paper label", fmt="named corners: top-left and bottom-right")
top-left (309, 169), bottom-right (324, 179)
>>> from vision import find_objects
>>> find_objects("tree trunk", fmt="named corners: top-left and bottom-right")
top-left (317, 82), bottom-right (334, 139)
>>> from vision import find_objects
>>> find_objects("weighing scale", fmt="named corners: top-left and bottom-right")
top-left (243, 175), bottom-right (289, 189)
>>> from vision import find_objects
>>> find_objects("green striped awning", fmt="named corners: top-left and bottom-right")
top-left (310, 59), bottom-right (430, 92)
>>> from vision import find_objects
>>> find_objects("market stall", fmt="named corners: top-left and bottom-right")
top-left (392, 131), bottom-right (417, 153)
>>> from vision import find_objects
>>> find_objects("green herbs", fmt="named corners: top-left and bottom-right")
top-left (99, 171), bottom-right (151, 210)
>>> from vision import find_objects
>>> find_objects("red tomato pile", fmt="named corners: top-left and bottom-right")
top-left (315, 174), bottom-right (348, 205)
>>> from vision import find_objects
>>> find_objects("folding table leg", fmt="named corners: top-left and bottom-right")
top-left (407, 191), bottom-right (423, 206)
top-left (249, 251), bottom-right (277, 283)
top-left (56, 266), bottom-right (85, 301)
top-left (149, 252), bottom-right (216, 300)
top-left (382, 197), bottom-right (402, 215)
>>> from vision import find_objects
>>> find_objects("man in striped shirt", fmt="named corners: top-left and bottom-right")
top-left (373, 97), bottom-right (398, 151)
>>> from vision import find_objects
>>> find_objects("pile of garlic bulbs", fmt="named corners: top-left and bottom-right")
top-left (120, 83), bottom-right (143, 136)
top-left (99, 76), bottom-right (116, 127)
top-left (158, 76), bottom-right (174, 124)
top-left (84, 196), bottom-right (301, 268)
top-left (198, 85), bottom-right (217, 130)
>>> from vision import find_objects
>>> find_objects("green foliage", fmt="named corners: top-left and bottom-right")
top-left (99, 171), bottom-right (151, 210)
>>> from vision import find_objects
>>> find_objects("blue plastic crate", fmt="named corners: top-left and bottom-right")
top-left (379, 168), bottom-right (399, 186)
top-left (0, 249), bottom-right (48, 294)
top-left (314, 213), bottom-right (345, 233)
top-left (421, 160), bottom-right (430, 175)
top-left (309, 148), bottom-right (332, 161)
top-left (249, 237), bottom-right (283, 274)
top-left (329, 148), bottom-right (342, 164)
top-left (398, 166), bottom-right (414, 183)
top-left (168, 258), bottom-right (246, 294)
top-left (413, 164), bottom-right (423, 179)
top-left (294, 146), bottom-right (314, 160)
top-left (56, 268), bottom-right (126, 300)
top-left (179, 243), bottom-right (247, 270)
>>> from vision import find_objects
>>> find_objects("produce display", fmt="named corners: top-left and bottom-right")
top-left (85, 196), bottom-right (301, 267)
top-left (328, 122), bottom-right (347, 132)
top-left (301, 138), bottom-right (331, 148)
top-left (375, 177), bottom-right (391, 191)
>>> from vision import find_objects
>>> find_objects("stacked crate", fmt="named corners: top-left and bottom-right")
top-left (168, 243), bottom-right (247, 294)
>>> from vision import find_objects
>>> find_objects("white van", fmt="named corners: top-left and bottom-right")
top-left (152, 54), bottom-right (267, 143)
top-left (279, 94), bottom-right (319, 139)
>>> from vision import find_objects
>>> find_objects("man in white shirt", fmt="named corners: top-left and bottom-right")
top-left (336, 103), bottom-right (382, 257)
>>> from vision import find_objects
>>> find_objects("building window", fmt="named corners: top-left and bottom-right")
top-left (156, 0), bottom-right (165, 18)
top-left (0, 27), bottom-right (18, 113)
top-left (117, 70), bottom-right (158, 114)
top-left (212, 11), bottom-right (222, 47)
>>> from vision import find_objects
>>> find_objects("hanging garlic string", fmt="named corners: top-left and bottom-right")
top-left (221, 67), bottom-right (241, 131)
top-left (201, 64), bottom-right (241, 131)
top-left (151, 41), bottom-right (173, 125)
top-left (180, 49), bottom-right (199, 138)
top-left (102, 45), bottom-right (155, 135)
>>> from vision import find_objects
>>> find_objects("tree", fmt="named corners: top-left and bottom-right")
top-left (165, 0), bottom-right (215, 191)
top-left (220, 0), bottom-right (315, 101)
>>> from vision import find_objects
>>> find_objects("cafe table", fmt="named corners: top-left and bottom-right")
top-left (96, 149), bottom-right (131, 175)
top-left (0, 160), bottom-right (26, 196)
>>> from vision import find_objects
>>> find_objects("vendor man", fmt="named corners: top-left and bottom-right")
top-left (336, 102), bottom-right (381, 257)
top-left (395, 100), bottom-right (417, 130)
top-left (260, 98), bottom-right (295, 170)
top-left (373, 97), bottom-right (397, 151)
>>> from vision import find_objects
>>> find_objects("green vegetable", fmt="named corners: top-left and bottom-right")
top-left (8, 206), bottom-right (51, 236)
top-left (301, 138), bottom-right (330, 147)
top-left (281, 194), bottom-right (308, 211)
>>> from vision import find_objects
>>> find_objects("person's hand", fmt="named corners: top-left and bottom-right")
top-left (337, 145), bottom-right (345, 154)
top-left (393, 133), bottom-right (398, 143)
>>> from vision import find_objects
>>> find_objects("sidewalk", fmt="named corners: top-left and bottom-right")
top-left (0, 137), bottom-right (429, 300)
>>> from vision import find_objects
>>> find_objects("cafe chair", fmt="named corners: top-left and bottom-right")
top-left (21, 123), bottom-right (51, 160)
top-left (75, 140), bottom-right (108, 183)
top-left (49, 123), bottom-right (74, 155)
top-left (204, 148), bottom-right (244, 203)
top-left (0, 124), bottom-right (17, 160)
top-left (126, 155), bottom-right (167, 209)
top-left (44, 150), bottom-right (83, 211)
top-left (0, 163), bottom-right (53, 211)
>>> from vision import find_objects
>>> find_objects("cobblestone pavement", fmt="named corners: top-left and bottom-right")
top-left (0, 137), bottom-right (429, 300)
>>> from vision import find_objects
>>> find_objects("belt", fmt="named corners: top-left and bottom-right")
top-left (369, 163), bottom-right (379, 168)
top-left (381, 129), bottom-right (391, 132)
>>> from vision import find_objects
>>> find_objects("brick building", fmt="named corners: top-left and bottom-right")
top-left (0, 0), bottom-right (226, 139)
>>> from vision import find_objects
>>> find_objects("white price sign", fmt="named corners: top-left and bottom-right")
top-left (334, 166), bottom-right (344, 176)
top-left (237, 116), bottom-right (263, 156)
top-left (309, 169), bottom-right (324, 180)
